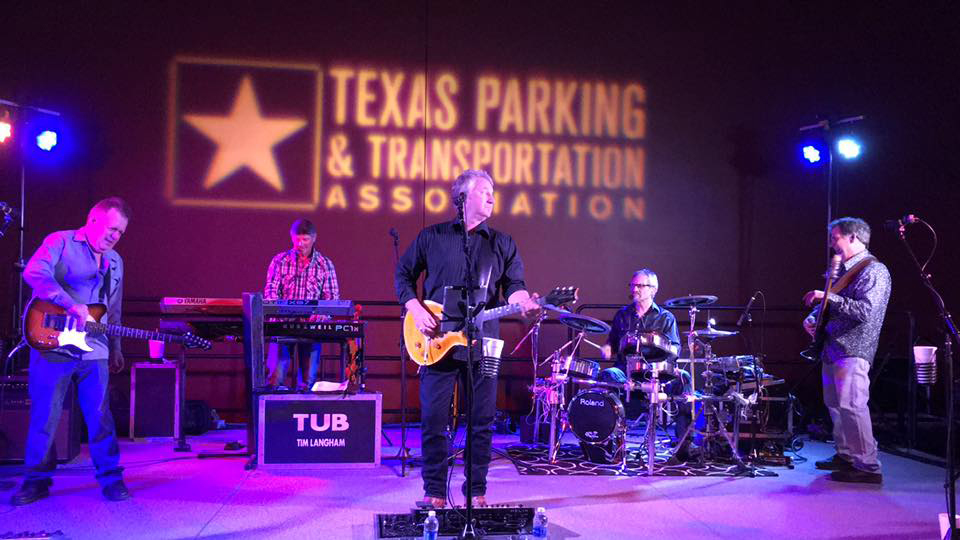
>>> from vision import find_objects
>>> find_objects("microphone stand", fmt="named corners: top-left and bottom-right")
top-left (454, 196), bottom-right (480, 539)
top-left (391, 229), bottom-right (414, 477)
top-left (895, 220), bottom-right (958, 538)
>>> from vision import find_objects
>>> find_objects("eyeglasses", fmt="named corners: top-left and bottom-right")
top-left (630, 283), bottom-right (656, 289)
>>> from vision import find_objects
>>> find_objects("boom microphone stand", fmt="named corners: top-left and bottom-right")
top-left (453, 193), bottom-right (480, 539)
top-left (894, 217), bottom-right (957, 539)
top-left (391, 228), bottom-right (415, 477)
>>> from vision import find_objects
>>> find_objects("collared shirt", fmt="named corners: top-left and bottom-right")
top-left (264, 248), bottom-right (340, 302)
top-left (810, 249), bottom-right (891, 363)
top-left (395, 219), bottom-right (527, 338)
top-left (23, 230), bottom-right (123, 360)
top-left (607, 302), bottom-right (680, 371)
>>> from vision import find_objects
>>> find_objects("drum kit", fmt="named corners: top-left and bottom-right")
top-left (529, 294), bottom-right (763, 474)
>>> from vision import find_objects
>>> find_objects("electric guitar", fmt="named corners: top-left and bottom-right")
top-left (800, 254), bottom-right (842, 363)
top-left (24, 298), bottom-right (212, 352)
top-left (403, 286), bottom-right (578, 366)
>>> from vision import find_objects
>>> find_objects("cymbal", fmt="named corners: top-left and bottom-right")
top-left (558, 313), bottom-right (611, 334)
top-left (663, 295), bottom-right (718, 308)
top-left (684, 328), bottom-right (738, 340)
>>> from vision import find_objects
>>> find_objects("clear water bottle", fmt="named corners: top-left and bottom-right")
top-left (532, 506), bottom-right (548, 538)
top-left (423, 509), bottom-right (439, 540)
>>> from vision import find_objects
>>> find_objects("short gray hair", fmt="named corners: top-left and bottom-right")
top-left (829, 217), bottom-right (871, 246)
top-left (451, 169), bottom-right (494, 202)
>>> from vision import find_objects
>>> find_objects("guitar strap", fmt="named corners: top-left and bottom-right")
top-left (828, 256), bottom-right (876, 295)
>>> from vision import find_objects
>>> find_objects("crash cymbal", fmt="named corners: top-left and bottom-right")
top-left (684, 327), bottom-right (738, 340)
top-left (558, 313), bottom-right (611, 334)
top-left (663, 295), bottom-right (718, 308)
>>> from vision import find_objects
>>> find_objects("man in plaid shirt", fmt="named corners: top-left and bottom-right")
top-left (264, 219), bottom-right (340, 388)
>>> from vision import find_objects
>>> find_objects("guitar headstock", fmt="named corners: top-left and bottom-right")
top-left (183, 332), bottom-right (212, 350)
top-left (828, 254), bottom-right (842, 279)
top-left (545, 286), bottom-right (578, 307)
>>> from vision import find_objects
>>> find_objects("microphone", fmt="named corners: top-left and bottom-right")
top-left (389, 227), bottom-right (398, 241)
top-left (736, 292), bottom-right (759, 327)
top-left (883, 214), bottom-right (919, 231)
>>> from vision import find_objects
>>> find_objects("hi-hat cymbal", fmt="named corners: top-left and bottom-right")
top-left (684, 327), bottom-right (738, 340)
top-left (558, 313), bottom-right (611, 334)
top-left (664, 295), bottom-right (718, 308)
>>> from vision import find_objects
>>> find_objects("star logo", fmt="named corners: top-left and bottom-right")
top-left (183, 75), bottom-right (306, 192)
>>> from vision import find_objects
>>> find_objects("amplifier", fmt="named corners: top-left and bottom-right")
top-left (130, 362), bottom-right (182, 438)
top-left (257, 392), bottom-right (381, 468)
top-left (377, 507), bottom-right (535, 538)
top-left (0, 375), bottom-right (82, 464)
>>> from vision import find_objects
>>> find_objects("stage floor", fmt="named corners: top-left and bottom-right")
top-left (0, 426), bottom-right (945, 539)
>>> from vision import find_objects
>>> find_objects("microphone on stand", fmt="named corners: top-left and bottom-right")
top-left (883, 214), bottom-right (920, 231)
top-left (736, 292), bottom-right (759, 327)
top-left (389, 227), bottom-right (399, 243)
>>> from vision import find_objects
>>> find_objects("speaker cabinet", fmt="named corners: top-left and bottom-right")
top-left (0, 375), bottom-right (82, 463)
top-left (130, 362), bottom-right (182, 438)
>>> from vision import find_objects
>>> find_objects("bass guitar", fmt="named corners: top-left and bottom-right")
top-left (800, 254), bottom-right (842, 362)
top-left (403, 286), bottom-right (578, 366)
top-left (24, 298), bottom-right (212, 352)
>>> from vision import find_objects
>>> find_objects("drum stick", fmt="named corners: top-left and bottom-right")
top-left (581, 337), bottom-right (605, 351)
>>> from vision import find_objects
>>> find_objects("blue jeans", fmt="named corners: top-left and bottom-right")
top-left (599, 366), bottom-right (692, 441)
top-left (25, 349), bottom-right (122, 486)
top-left (274, 342), bottom-right (323, 387)
top-left (419, 359), bottom-right (497, 499)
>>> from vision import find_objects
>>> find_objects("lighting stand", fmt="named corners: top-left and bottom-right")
top-left (895, 219), bottom-right (957, 539)
top-left (1, 99), bottom-right (61, 373)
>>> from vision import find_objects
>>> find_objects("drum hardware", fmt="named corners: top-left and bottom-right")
top-left (663, 294), bottom-right (718, 309)
top-left (556, 312), bottom-right (611, 335)
top-left (567, 388), bottom-right (628, 469)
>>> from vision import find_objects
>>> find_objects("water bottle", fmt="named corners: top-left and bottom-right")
top-left (422, 509), bottom-right (439, 540)
top-left (532, 506), bottom-right (548, 538)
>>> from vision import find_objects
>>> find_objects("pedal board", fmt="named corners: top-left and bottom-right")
top-left (376, 506), bottom-right (534, 538)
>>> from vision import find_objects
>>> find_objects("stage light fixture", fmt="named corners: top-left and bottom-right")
top-left (836, 137), bottom-right (861, 159)
top-left (802, 145), bottom-right (821, 164)
top-left (36, 130), bottom-right (57, 151)
top-left (0, 110), bottom-right (11, 143)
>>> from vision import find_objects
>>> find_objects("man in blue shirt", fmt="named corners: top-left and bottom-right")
top-left (11, 197), bottom-right (131, 505)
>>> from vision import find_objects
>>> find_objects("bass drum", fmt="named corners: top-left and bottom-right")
top-left (567, 389), bottom-right (625, 464)
top-left (567, 389), bottom-right (624, 445)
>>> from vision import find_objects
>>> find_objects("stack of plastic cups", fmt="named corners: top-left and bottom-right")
top-left (913, 345), bottom-right (937, 385)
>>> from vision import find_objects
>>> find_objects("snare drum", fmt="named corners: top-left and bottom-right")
top-left (559, 357), bottom-right (600, 381)
top-left (567, 389), bottom-right (624, 445)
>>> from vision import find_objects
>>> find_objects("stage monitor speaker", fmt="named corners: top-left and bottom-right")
top-left (258, 392), bottom-right (381, 468)
top-left (130, 362), bottom-right (182, 438)
top-left (0, 375), bottom-right (82, 464)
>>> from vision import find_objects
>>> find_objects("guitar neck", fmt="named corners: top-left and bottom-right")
top-left (83, 321), bottom-right (182, 343)
top-left (477, 297), bottom-right (547, 324)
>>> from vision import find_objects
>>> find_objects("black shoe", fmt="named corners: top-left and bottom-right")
top-left (102, 480), bottom-right (131, 501)
top-left (829, 468), bottom-right (882, 484)
top-left (815, 454), bottom-right (854, 471)
top-left (10, 480), bottom-right (51, 506)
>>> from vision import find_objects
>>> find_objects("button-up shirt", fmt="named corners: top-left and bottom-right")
top-left (23, 230), bottom-right (123, 360)
top-left (395, 219), bottom-right (527, 338)
top-left (264, 248), bottom-right (340, 302)
top-left (607, 302), bottom-right (680, 371)
top-left (811, 250), bottom-right (892, 363)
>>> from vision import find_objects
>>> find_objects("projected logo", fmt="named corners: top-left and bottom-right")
top-left (166, 57), bottom-right (322, 210)
top-left (167, 56), bottom-right (647, 221)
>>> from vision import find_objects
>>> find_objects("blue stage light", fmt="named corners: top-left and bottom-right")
top-left (802, 145), bottom-right (821, 164)
top-left (36, 130), bottom-right (57, 151)
top-left (836, 138), bottom-right (861, 159)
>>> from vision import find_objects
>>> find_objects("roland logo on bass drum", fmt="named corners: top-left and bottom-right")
top-left (292, 413), bottom-right (350, 432)
top-left (579, 398), bottom-right (606, 407)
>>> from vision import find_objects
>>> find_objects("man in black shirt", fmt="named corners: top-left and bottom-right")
top-left (599, 269), bottom-right (693, 457)
top-left (395, 169), bottom-right (540, 508)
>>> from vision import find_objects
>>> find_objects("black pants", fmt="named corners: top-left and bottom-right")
top-left (419, 358), bottom-right (497, 499)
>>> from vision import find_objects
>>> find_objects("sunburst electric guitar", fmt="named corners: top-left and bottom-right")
top-left (24, 298), bottom-right (212, 352)
top-left (403, 286), bottom-right (578, 366)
